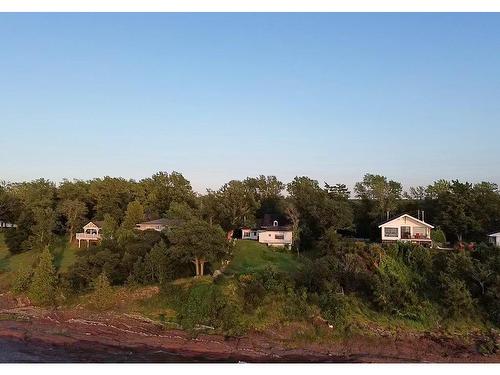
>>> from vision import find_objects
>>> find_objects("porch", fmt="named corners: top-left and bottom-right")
top-left (75, 232), bottom-right (101, 248)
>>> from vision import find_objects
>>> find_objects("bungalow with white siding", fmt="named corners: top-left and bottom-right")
top-left (136, 218), bottom-right (180, 232)
top-left (258, 220), bottom-right (293, 247)
top-left (379, 213), bottom-right (434, 246)
top-left (488, 232), bottom-right (500, 247)
top-left (240, 217), bottom-right (293, 248)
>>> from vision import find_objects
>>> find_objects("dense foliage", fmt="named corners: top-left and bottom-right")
top-left (1, 172), bottom-right (499, 335)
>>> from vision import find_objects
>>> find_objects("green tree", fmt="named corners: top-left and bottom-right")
top-left (90, 271), bottom-right (114, 310)
top-left (122, 200), bottom-right (145, 230)
top-left (144, 240), bottom-right (172, 284)
top-left (28, 247), bottom-right (57, 305)
top-left (101, 213), bottom-right (118, 240)
top-left (89, 176), bottom-right (136, 221)
top-left (30, 207), bottom-right (56, 250)
top-left (287, 177), bottom-right (353, 247)
top-left (59, 199), bottom-right (88, 242)
top-left (168, 219), bottom-right (229, 277)
top-left (140, 171), bottom-right (197, 218)
top-left (244, 175), bottom-right (285, 217)
top-left (206, 180), bottom-right (259, 231)
top-left (354, 174), bottom-right (402, 220)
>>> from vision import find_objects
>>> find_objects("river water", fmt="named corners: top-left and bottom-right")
top-left (0, 338), bottom-right (235, 363)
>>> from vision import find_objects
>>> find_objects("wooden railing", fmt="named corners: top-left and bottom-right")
top-left (76, 233), bottom-right (101, 240)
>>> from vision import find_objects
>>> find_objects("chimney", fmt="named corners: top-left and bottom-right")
top-left (386, 211), bottom-right (390, 220)
top-left (422, 211), bottom-right (425, 222)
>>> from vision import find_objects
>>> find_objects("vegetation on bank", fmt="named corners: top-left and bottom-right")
top-left (0, 172), bottom-right (499, 350)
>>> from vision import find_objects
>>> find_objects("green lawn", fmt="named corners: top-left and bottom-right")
top-left (0, 232), bottom-right (79, 290)
top-left (225, 239), bottom-right (301, 275)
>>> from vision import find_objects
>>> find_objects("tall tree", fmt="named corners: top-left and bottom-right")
top-left (354, 174), bottom-right (402, 220)
top-left (30, 207), bottom-right (57, 250)
top-left (207, 180), bottom-right (259, 231)
top-left (122, 200), bottom-right (145, 230)
top-left (140, 171), bottom-right (197, 218)
top-left (58, 199), bottom-right (88, 242)
top-left (288, 177), bottom-right (353, 247)
top-left (28, 247), bottom-right (57, 306)
top-left (168, 219), bottom-right (229, 277)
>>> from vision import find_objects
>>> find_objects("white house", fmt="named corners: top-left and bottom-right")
top-left (239, 219), bottom-right (293, 247)
top-left (241, 228), bottom-right (259, 240)
top-left (76, 221), bottom-right (103, 248)
top-left (488, 232), bottom-right (500, 247)
top-left (379, 213), bottom-right (434, 246)
top-left (136, 218), bottom-right (178, 232)
top-left (258, 220), bottom-right (293, 247)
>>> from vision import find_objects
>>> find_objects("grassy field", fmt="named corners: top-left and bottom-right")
top-left (0, 232), bottom-right (79, 290)
top-left (225, 239), bottom-right (301, 275)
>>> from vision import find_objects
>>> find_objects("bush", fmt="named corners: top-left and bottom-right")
top-left (431, 229), bottom-right (447, 244)
top-left (28, 247), bottom-right (57, 306)
top-left (439, 273), bottom-right (474, 318)
top-left (238, 274), bottom-right (265, 312)
top-left (11, 267), bottom-right (33, 294)
top-left (372, 253), bottom-right (421, 318)
top-left (89, 271), bottom-right (114, 310)
top-left (319, 291), bottom-right (349, 328)
top-left (176, 283), bottom-right (245, 335)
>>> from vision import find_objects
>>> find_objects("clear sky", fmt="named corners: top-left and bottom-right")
top-left (1, 13), bottom-right (499, 193)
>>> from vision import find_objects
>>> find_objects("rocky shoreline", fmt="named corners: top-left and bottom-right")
top-left (0, 294), bottom-right (498, 363)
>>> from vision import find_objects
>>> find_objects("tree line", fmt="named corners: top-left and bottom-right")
top-left (1, 172), bottom-right (499, 255)
top-left (1, 171), bottom-right (499, 332)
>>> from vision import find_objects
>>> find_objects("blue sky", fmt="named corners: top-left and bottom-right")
top-left (1, 13), bottom-right (499, 192)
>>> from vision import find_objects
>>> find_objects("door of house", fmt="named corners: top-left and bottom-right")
top-left (401, 226), bottom-right (411, 239)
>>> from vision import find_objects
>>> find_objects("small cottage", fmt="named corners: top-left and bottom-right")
top-left (239, 217), bottom-right (293, 248)
top-left (258, 220), bottom-right (293, 247)
top-left (378, 213), bottom-right (434, 246)
top-left (76, 221), bottom-right (103, 248)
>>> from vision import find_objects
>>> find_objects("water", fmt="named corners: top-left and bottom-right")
top-left (0, 337), bottom-right (235, 363)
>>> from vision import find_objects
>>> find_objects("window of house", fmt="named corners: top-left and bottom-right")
top-left (243, 231), bottom-right (250, 237)
top-left (275, 234), bottom-right (285, 240)
top-left (384, 227), bottom-right (398, 237)
top-left (413, 227), bottom-right (426, 237)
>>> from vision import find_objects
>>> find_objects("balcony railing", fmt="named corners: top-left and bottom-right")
top-left (76, 233), bottom-right (101, 240)
top-left (401, 234), bottom-right (430, 240)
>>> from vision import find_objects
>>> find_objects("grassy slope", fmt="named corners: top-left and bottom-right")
top-left (226, 240), bottom-right (301, 275)
top-left (0, 233), bottom-right (78, 290)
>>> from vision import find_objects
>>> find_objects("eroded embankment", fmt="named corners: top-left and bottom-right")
top-left (0, 293), bottom-right (498, 363)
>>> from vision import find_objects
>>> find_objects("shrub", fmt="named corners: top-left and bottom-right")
top-left (372, 253), bottom-right (420, 317)
top-left (89, 271), bottom-right (114, 310)
top-left (319, 291), bottom-right (349, 328)
top-left (238, 274), bottom-right (265, 312)
top-left (177, 283), bottom-right (245, 335)
top-left (431, 229), bottom-right (447, 244)
top-left (28, 247), bottom-right (57, 306)
top-left (11, 267), bottom-right (34, 294)
top-left (439, 273), bottom-right (474, 318)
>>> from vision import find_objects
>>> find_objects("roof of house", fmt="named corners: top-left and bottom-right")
top-left (137, 218), bottom-right (182, 226)
top-left (260, 225), bottom-right (293, 231)
top-left (488, 232), bottom-right (500, 237)
top-left (378, 213), bottom-right (434, 229)
top-left (84, 220), bottom-right (104, 228)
